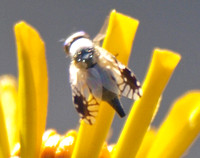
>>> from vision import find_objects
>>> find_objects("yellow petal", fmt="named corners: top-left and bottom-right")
top-left (147, 91), bottom-right (200, 158)
top-left (72, 10), bottom-right (139, 158)
top-left (102, 10), bottom-right (139, 65)
top-left (0, 91), bottom-right (10, 157)
top-left (14, 21), bottom-right (48, 158)
top-left (135, 128), bottom-right (157, 158)
top-left (112, 49), bottom-right (181, 158)
top-left (0, 75), bottom-right (18, 151)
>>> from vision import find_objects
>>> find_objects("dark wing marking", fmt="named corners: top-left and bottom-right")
top-left (72, 86), bottom-right (99, 125)
top-left (114, 61), bottom-right (142, 100)
top-left (95, 46), bottom-right (142, 100)
top-left (69, 63), bottom-right (101, 125)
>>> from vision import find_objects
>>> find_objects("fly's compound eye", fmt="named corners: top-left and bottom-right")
top-left (64, 31), bottom-right (90, 55)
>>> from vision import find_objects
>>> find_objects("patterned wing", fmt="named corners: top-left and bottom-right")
top-left (93, 16), bottom-right (109, 46)
top-left (69, 63), bottom-right (101, 125)
top-left (95, 46), bottom-right (142, 100)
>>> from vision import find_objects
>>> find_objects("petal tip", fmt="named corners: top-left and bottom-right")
top-left (154, 48), bottom-right (181, 69)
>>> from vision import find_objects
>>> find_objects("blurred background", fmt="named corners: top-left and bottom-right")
top-left (0, 1), bottom-right (200, 157)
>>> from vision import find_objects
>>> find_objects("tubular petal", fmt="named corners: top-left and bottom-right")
top-left (72, 10), bottom-right (139, 158)
top-left (14, 21), bottom-right (48, 158)
top-left (102, 10), bottom-right (139, 65)
top-left (135, 128), bottom-right (157, 158)
top-left (147, 91), bottom-right (200, 158)
top-left (0, 95), bottom-right (10, 157)
top-left (0, 75), bottom-right (18, 152)
top-left (112, 49), bottom-right (181, 158)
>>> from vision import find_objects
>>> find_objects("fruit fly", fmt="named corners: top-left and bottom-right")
top-left (64, 24), bottom-right (142, 125)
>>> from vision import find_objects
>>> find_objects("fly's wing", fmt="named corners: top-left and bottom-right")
top-left (93, 16), bottom-right (109, 46)
top-left (95, 46), bottom-right (142, 100)
top-left (69, 63), bottom-right (102, 125)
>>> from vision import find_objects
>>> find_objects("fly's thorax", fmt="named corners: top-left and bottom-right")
top-left (73, 47), bottom-right (98, 69)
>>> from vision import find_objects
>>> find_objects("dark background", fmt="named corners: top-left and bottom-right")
top-left (0, 1), bottom-right (200, 157)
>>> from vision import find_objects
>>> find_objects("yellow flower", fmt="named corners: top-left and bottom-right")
top-left (0, 9), bottom-right (200, 158)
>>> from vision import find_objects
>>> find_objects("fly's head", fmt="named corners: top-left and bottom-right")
top-left (64, 31), bottom-right (98, 69)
